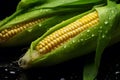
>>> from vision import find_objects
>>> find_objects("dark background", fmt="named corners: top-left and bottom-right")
top-left (0, 0), bottom-right (20, 20)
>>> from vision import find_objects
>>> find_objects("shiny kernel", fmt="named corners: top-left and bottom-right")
top-left (50, 41), bottom-right (55, 47)
top-left (14, 29), bottom-right (18, 33)
top-left (47, 43), bottom-right (53, 49)
top-left (40, 42), bottom-right (46, 47)
top-left (53, 40), bottom-right (58, 45)
top-left (0, 33), bottom-right (2, 37)
top-left (59, 36), bottom-right (63, 42)
top-left (45, 45), bottom-right (50, 51)
top-left (43, 40), bottom-right (49, 44)
top-left (1, 31), bottom-right (6, 34)
top-left (35, 11), bottom-right (99, 55)
top-left (11, 30), bottom-right (15, 34)
top-left (42, 47), bottom-right (47, 53)
top-left (4, 34), bottom-right (9, 38)
top-left (39, 49), bottom-right (44, 53)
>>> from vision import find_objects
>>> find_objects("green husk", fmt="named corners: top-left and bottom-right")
top-left (0, 0), bottom-right (105, 47)
top-left (18, 1), bottom-right (120, 72)
top-left (83, 1), bottom-right (120, 80)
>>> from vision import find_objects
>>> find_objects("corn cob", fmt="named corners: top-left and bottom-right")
top-left (35, 11), bottom-right (98, 55)
top-left (18, 10), bottom-right (99, 68)
top-left (18, 2), bottom-right (120, 69)
top-left (0, 0), bottom-right (106, 47)
top-left (0, 18), bottom-right (46, 43)
top-left (0, 9), bottom-right (82, 47)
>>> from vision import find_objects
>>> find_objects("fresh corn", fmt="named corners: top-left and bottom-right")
top-left (0, 10), bottom-right (82, 47)
top-left (0, 18), bottom-right (46, 43)
top-left (35, 11), bottom-right (99, 55)
top-left (0, 0), bottom-right (105, 47)
top-left (18, 1), bottom-right (120, 68)
top-left (18, 10), bottom-right (100, 68)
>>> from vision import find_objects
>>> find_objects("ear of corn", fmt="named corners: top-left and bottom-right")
top-left (0, 12), bottom-right (81, 47)
top-left (0, 0), bottom-right (104, 47)
top-left (18, 2), bottom-right (120, 69)
top-left (18, 9), bottom-right (99, 68)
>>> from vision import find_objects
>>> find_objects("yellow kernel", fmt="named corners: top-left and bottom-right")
top-left (33, 11), bottom-right (99, 56)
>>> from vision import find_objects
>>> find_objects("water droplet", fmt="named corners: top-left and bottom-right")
top-left (10, 71), bottom-right (16, 74)
top-left (102, 35), bottom-right (105, 38)
top-left (5, 68), bottom-right (8, 71)
top-left (39, 24), bottom-right (42, 27)
top-left (91, 34), bottom-right (95, 37)
top-left (28, 28), bottom-right (33, 32)
top-left (60, 78), bottom-right (66, 80)
top-left (80, 39), bottom-right (84, 41)
top-left (115, 71), bottom-right (120, 75)
top-left (64, 45), bottom-right (67, 48)
top-left (104, 21), bottom-right (108, 25)
top-left (72, 40), bottom-right (75, 43)
top-left (87, 30), bottom-right (90, 33)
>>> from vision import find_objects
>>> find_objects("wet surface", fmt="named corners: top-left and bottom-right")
top-left (0, 42), bottom-right (120, 80)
